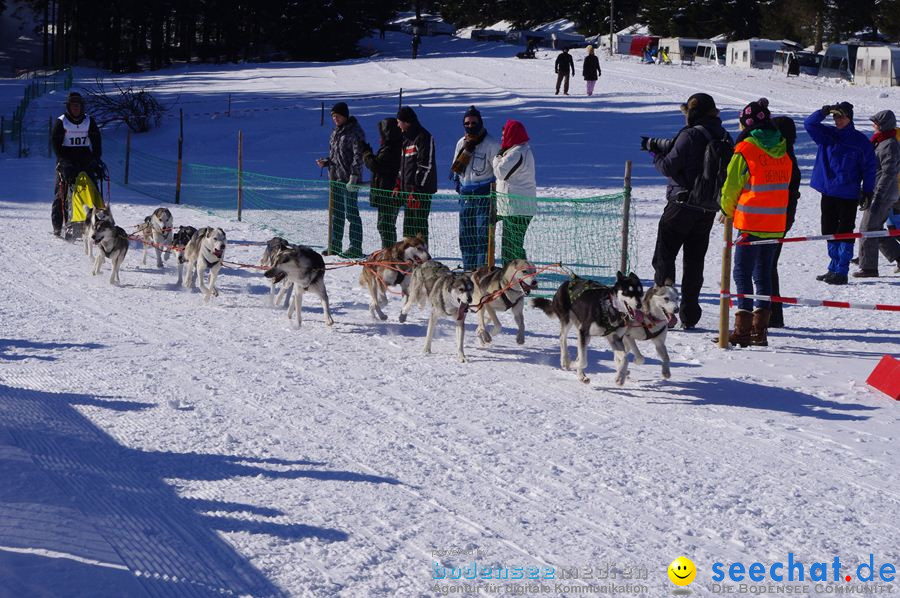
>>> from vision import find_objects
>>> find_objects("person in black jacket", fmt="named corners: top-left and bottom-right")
top-left (396, 106), bottom-right (437, 242)
top-left (647, 92), bottom-right (730, 329)
top-left (734, 113), bottom-right (801, 328)
top-left (51, 91), bottom-right (102, 237)
top-left (555, 48), bottom-right (575, 95)
top-left (363, 118), bottom-right (403, 248)
top-left (582, 45), bottom-right (601, 96)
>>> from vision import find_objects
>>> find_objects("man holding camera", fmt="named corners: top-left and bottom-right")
top-left (804, 102), bottom-right (876, 285)
top-left (643, 92), bottom-right (731, 329)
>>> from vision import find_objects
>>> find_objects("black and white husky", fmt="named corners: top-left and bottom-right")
top-left (622, 285), bottom-right (679, 380)
top-left (260, 236), bottom-right (298, 307)
top-left (182, 227), bottom-right (226, 302)
top-left (172, 226), bottom-right (197, 286)
top-left (138, 208), bottom-right (174, 268)
top-left (263, 246), bottom-right (333, 328)
top-left (470, 259), bottom-right (538, 346)
top-left (532, 272), bottom-right (644, 385)
top-left (90, 220), bottom-right (129, 286)
top-left (83, 206), bottom-right (115, 258)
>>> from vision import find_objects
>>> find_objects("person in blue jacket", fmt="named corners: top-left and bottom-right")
top-left (804, 102), bottom-right (877, 284)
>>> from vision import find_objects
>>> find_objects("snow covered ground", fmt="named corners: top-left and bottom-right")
top-left (0, 32), bottom-right (898, 597)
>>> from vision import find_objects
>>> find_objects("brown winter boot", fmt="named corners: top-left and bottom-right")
top-left (750, 308), bottom-right (771, 347)
top-left (728, 310), bottom-right (753, 348)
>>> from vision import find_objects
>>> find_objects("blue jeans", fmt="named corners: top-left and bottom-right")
top-left (458, 185), bottom-right (491, 270)
top-left (733, 235), bottom-right (778, 311)
top-left (330, 183), bottom-right (362, 253)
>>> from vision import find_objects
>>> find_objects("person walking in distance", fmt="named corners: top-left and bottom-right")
top-left (555, 48), bottom-right (574, 95)
top-left (583, 45), bottom-right (601, 96)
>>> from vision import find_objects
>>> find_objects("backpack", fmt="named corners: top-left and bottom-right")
top-left (684, 125), bottom-right (734, 213)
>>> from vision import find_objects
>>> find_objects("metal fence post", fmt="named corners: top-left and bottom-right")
top-left (237, 130), bottom-right (243, 221)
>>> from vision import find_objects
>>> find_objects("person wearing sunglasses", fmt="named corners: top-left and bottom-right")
top-left (804, 101), bottom-right (877, 285)
top-left (450, 106), bottom-right (500, 270)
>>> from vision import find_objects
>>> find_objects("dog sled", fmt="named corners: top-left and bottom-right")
top-left (58, 163), bottom-right (108, 241)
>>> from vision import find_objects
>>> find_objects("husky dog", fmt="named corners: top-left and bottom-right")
top-left (264, 246), bottom-right (333, 328)
top-left (622, 284), bottom-right (679, 379)
top-left (421, 268), bottom-right (474, 363)
top-left (398, 259), bottom-right (452, 323)
top-left (83, 206), bottom-right (115, 258)
top-left (137, 208), bottom-right (174, 268)
top-left (260, 236), bottom-right (298, 307)
top-left (182, 227), bottom-right (227, 302)
top-left (90, 220), bottom-right (129, 285)
top-left (532, 272), bottom-right (644, 385)
top-left (358, 234), bottom-right (431, 321)
top-left (470, 259), bottom-right (538, 346)
top-left (172, 226), bottom-right (198, 286)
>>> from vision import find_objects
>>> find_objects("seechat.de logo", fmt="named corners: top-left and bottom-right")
top-left (668, 556), bottom-right (697, 586)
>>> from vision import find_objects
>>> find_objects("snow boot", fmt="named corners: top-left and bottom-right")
top-left (826, 273), bottom-right (848, 285)
top-left (728, 310), bottom-right (753, 348)
top-left (852, 269), bottom-right (879, 278)
top-left (816, 271), bottom-right (834, 282)
top-left (750, 308), bottom-right (771, 347)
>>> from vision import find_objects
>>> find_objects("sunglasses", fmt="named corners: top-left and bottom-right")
top-left (464, 121), bottom-right (480, 126)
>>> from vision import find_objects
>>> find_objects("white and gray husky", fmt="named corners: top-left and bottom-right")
top-left (263, 245), bottom-right (333, 328)
top-left (84, 206), bottom-right (115, 258)
top-left (90, 220), bottom-right (129, 285)
top-left (622, 284), bottom-right (679, 380)
top-left (137, 208), bottom-right (174, 268)
top-left (402, 260), bottom-right (474, 362)
top-left (182, 227), bottom-right (226, 302)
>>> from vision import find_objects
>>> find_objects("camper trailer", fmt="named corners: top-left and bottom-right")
top-left (726, 39), bottom-right (785, 69)
top-left (853, 45), bottom-right (900, 86)
top-left (657, 38), bottom-right (704, 64)
top-left (819, 44), bottom-right (860, 81)
top-left (694, 40), bottom-right (728, 65)
top-left (773, 50), bottom-right (822, 75)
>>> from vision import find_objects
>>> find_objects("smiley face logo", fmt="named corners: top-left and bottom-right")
top-left (668, 556), bottom-right (696, 586)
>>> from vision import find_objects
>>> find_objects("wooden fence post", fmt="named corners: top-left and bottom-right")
top-left (237, 130), bottom-right (243, 222)
top-left (124, 130), bottom-right (131, 185)
top-left (619, 160), bottom-right (633, 275)
top-left (175, 109), bottom-right (183, 204)
top-left (718, 219), bottom-right (734, 348)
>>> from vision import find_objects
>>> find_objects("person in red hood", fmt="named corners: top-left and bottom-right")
top-left (492, 120), bottom-right (537, 264)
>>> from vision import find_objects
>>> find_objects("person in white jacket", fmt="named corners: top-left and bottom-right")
top-left (492, 119), bottom-right (537, 264)
top-left (450, 106), bottom-right (501, 270)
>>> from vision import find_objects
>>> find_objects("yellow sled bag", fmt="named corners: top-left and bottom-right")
top-left (70, 172), bottom-right (104, 223)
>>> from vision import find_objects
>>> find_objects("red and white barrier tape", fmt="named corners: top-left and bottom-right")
top-left (720, 292), bottom-right (900, 312)
top-left (735, 229), bottom-right (900, 246)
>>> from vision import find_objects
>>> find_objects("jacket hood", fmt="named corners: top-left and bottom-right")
top-left (870, 110), bottom-right (897, 131)
top-left (500, 119), bottom-right (529, 151)
top-left (748, 128), bottom-right (786, 157)
top-left (378, 117), bottom-right (402, 145)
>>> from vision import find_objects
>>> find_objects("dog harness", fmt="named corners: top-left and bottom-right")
top-left (568, 278), bottom-right (623, 336)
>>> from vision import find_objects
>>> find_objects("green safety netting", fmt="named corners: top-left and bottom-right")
top-left (3, 69), bottom-right (73, 158)
top-left (104, 137), bottom-right (638, 292)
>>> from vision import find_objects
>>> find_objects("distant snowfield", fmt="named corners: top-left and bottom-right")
top-left (0, 32), bottom-right (898, 597)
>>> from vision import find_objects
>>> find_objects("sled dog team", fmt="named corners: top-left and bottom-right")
top-left (81, 207), bottom-right (679, 385)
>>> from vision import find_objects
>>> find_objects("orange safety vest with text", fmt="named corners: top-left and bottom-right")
top-left (733, 140), bottom-right (792, 233)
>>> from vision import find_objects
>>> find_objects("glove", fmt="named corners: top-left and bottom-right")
top-left (406, 192), bottom-right (421, 210)
top-left (640, 136), bottom-right (650, 151)
top-left (859, 191), bottom-right (873, 211)
top-left (345, 175), bottom-right (359, 193)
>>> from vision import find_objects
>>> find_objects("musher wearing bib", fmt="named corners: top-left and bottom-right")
top-left (51, 92), bottom-right (102, 236)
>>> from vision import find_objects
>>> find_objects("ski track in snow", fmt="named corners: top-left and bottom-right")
top-left (0, 32), bottom-right (898, 597)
